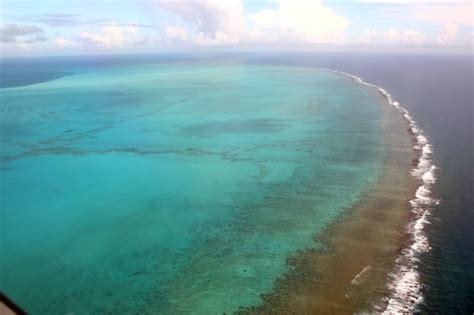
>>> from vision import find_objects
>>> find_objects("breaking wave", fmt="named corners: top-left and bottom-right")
top-left (320, 68), bottom-right (439, 314)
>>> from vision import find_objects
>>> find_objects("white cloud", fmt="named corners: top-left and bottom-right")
top-left (195, 30), bottom-right (240, 45)
top-left (157, 0), bottom-right (467, 48)
top-left (360, 0), bottom-right (472, 26)
top-left (165, 25), bottom-right (188, 41)
top-left (403, 30), bottom-right (425, 45)
top-left (0, 24), bottom-right (46, 43)
top-left (134, 36), bottom-right (149, 46)
top-left (103, 25), bottom-right (126, 45)
top-left (247, 0), bottom-right (350, 44)
top-left (413, 1), bottom-right (472, 26)
top-left (156, 0), bottom-right (244, 45)
top-left (55, 37), bottom-right (80, 48)
top-left (437, 23), bottom-right (459, 45)
top-left (157, 0), bottom-right (350, 46)
top-left (355, 0), bottom-right (471, 47)
top-left (79, 31), bottom-right (115, 47)
top-left (384, 29), bottom-right (401, 43)
top-left (125, 24), bottom-right (138, 34)
top-left (78, 24), bottom-right (138, 48)
top-left (357, 0), bottom-right (459, 3)
top-left (357, 28), bottom-right (377, 44)
top-left (384, 28), bottom-right (426, 45)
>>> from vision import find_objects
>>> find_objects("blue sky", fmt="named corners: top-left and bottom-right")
top-left (0, 0), bottom-right (472, 56)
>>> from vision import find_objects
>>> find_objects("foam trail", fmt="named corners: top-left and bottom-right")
top-left (319, 68), bottom-right (439, 314)
top-left (351, 265), bottom-right (373, 286)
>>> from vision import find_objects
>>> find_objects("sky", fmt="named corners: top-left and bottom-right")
top-left (0, 0), bottom-right (472, 56)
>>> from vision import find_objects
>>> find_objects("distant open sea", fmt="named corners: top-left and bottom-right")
top-left (0, 52), bottom-right (472, 313)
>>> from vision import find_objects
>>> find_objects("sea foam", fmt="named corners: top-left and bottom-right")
top-left (320, 68), bottom-right (439, 314)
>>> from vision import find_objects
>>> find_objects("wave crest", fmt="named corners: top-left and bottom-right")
top-left (320, 68), bottom-right (439, 314)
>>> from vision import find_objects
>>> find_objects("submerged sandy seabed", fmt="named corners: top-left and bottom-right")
top-left (240, 87), bottom-right (416, 314)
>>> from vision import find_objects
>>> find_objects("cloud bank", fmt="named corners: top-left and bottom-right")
top-left (0, 24), bottom-right (47, 43)
top-left (158, 0), bottom-right (350, 46)
top-left (247, 0), bottom-right (349, 44)
top-left (1, 0), bottom-right (471, 55)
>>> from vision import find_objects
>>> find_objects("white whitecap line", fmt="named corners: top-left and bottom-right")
top-left (351, 265), bottom-right (373, 286)
top-left (319, 68), bottom-right (439, 314)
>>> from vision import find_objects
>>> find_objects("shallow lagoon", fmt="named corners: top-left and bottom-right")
top-left (0, 63), bottom-right (385, 313)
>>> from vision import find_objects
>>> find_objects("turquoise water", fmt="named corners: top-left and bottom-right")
top-left (0, 62), bottom-right (385, 314)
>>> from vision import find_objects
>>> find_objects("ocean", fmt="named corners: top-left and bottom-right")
top-left (243, 52), bottom-right (473, 313)
top-left (0, 52), bottom-right (472, 313)
top-left (285, 53), bottom-right (473, 313)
